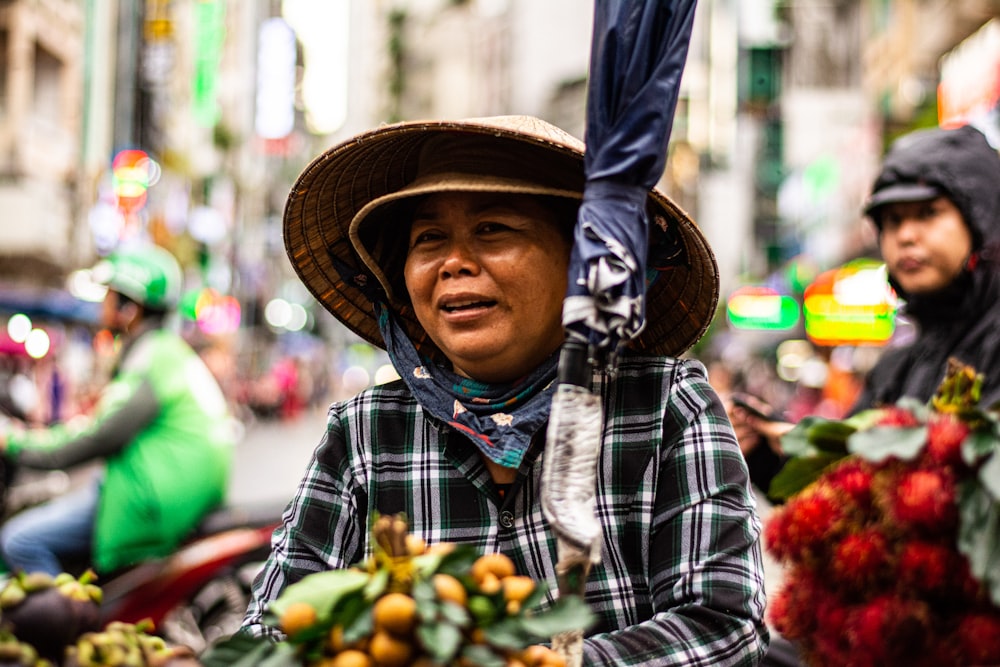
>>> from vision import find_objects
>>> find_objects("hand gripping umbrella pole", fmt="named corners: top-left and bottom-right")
top-left (541, 340), bottom-right (603, 667)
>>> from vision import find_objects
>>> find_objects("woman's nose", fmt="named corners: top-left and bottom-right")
top-left (440, 240), bottom-right (479, 277)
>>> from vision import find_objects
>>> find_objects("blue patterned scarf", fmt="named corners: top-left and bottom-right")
top-left (376, 304), bottom-right (558, 468)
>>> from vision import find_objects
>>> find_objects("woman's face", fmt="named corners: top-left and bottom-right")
top-left (403, 191), bottom-right (572, 383)
top-left (878, 197), bottom-right (972, 296)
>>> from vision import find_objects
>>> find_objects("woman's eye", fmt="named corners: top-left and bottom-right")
top-left (479, 222), bottom-right (512, 234)
top-left (410, 230), bottom-right (443, 247)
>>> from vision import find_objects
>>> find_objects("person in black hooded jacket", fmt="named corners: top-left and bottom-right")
top-left (733, 123), bottom-right (1000, 667)
top-left (733, 124), bottom-right (1000, 483)
top-left (852, 123), bottom-right (1000, 410)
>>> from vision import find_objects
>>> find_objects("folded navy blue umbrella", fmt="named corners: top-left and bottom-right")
top-left (542, 3), bottom-right (698, 662)
top-left (564, 0), bottom-right (698, 365)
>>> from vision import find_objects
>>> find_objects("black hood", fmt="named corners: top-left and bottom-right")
top-left (866, 125), bottom-right (1000, 251)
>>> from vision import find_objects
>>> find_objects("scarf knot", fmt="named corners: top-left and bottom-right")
top-left (376, 304), bottom-right (558, 468)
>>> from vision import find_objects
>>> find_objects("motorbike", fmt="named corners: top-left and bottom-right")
top-left (0, 454), bottom-right (285, 653)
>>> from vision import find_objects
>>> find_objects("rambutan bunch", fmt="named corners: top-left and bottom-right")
top-left (764, 360), bottom-right (1000, 666)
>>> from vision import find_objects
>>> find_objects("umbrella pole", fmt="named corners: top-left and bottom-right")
top-left (543, 341), bottom-right (603, 667)
top-left (551, 539), bottom-right (596, 667)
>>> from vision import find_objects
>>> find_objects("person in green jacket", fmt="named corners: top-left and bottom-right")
top-left (0, 244), bottom-right (235, 575)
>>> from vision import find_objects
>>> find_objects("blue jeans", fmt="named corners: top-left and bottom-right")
top-left (0, 480), bottom-right (99, 576)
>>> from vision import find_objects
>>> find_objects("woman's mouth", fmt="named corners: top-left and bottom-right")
top-left (441, 299), bottom-right (496, 313)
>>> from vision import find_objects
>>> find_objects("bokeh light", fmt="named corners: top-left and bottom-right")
top-left (265, 298), bottom-right (292, 329)
top-left (67, 269), bottom-right (110, 303)
top-left (342, 365), bottom-right (371, 394)
top-left (24, 328), bottom-right (51, 359)
top-left (7, 314), bottom-right (32, 343)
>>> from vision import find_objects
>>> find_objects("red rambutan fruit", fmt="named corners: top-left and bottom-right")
top-left (925, 414), bottom-right (970, 468)
top-left (823, 458), bottom-right (875, 515)
top-left (845, 594), bottom-right (932, 665)
top-left (886, 468), bottom-right (957, 533)
top-left (952, 557), bottom-right (988, 603)
top-left (766, 585), bottom-right (799, 639)
top-left (956, 612), bottom-right (1000, 665)
top-left (777, 486), bottom-right (845, 561)
top-left (876, 406), bottom-right (921, 428)
top-left (770, 568), bottom-right (835, 638)
top-left (809, 626), bottom-right (852, 667)
top-left (763, 506), bottom-right (794, 563)
top-left (896, 540), bottom-right (955, 596)
top-left (830, 527), bottom-right (889, 591)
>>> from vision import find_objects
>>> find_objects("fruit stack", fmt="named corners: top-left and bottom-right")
top-left (764, 360), bottom-right (1000, 666)
top-left (0, 571), bottom-right (199, 667)
top-left (205, 514), bottom-right (593, 667)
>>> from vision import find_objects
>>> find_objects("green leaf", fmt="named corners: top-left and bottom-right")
top-left (363, 567), bottom-right (389, 601)
top-left (417, 619), bottom-right (464, 662)
top-left (412, 578), bottom-right (440, 623)
top-left (805, 420), bottom-right (856, 454)
top-left (979, 451), bottom-right (1000, 501)
top-left (200, 634), bottom-right (273, 667)
top-left (439, 599), bottom-right (472, 627)
top-left (269, 569), bottom-right (370, 623)
top-left (767, 452), bottom-right (844, 501)
top-left (411, 552), bottom-right (445, 578)
top-left (896, 396), bottom-right (930, 418)
top-left (778, 417), bottom-right (826, 457)
top-left (435, 544), bottom-right (480, 577)
top-left (255, 643), bottom-right (303, 667)
top-left (843, 409), bottom-right (883, 431)
top-left (200, 636), bottom-right (298, 667)
top-left (482, 617), bottom-right (532, 650)
top-left (848, 425), bottom-right (927, 462)
top-left (338, 594), bottom-right (374, 644)
top-left (516, 595), bottom-right (596, 639)
top-left (461, 644), bottom-right (506, 667)
top-left (957, 480), bottom-right (1000, 607)
top-left (964, 426), bottom-right (1000, 467)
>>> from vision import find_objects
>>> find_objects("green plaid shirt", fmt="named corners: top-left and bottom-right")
top-left (243, 354), bottom-right (769, 666)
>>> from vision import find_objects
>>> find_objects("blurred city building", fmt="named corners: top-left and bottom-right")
top-left (0, 0), bottom-right (998, 402)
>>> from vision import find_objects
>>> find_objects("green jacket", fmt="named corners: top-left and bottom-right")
top-left (7, 328), bottom-right (234, 571)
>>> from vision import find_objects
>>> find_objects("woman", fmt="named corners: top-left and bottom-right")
top-left (243, 116), bottom-right (768, 666)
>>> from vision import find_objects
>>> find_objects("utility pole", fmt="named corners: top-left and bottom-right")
top-left (112, 0), bottom-right (143, 151)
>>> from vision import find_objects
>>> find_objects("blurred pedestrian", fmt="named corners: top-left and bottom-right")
top-left (0, 245), bottom-right (235, 576)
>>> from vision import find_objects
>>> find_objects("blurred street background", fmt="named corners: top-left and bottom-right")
top-left (1, 0), bottom-right (999, 501)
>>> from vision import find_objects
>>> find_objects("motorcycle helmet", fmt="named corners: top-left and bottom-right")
top-left (91, 245), bottom-right (182, 311)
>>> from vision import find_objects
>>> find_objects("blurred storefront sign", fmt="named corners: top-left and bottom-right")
top-left (726, 285), bottom-right (800, 331)
top-left (939, 19), bottom-right (1000, 130)
top-left (193, 0), bottom-right (226, 127)
top-left (256, 17), bottom-right (297, 143)
top-left (803, 259), bottom-right (896, 347)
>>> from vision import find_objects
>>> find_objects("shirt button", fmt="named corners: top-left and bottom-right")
top-left (499, 511), bottom-right (515, 529)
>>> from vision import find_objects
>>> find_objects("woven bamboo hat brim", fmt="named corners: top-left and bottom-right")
top-left (284, 115), bottom-right (719, 358)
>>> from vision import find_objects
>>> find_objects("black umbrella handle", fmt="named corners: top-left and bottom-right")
top-left (557, 341), bottom-right (593, 389)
